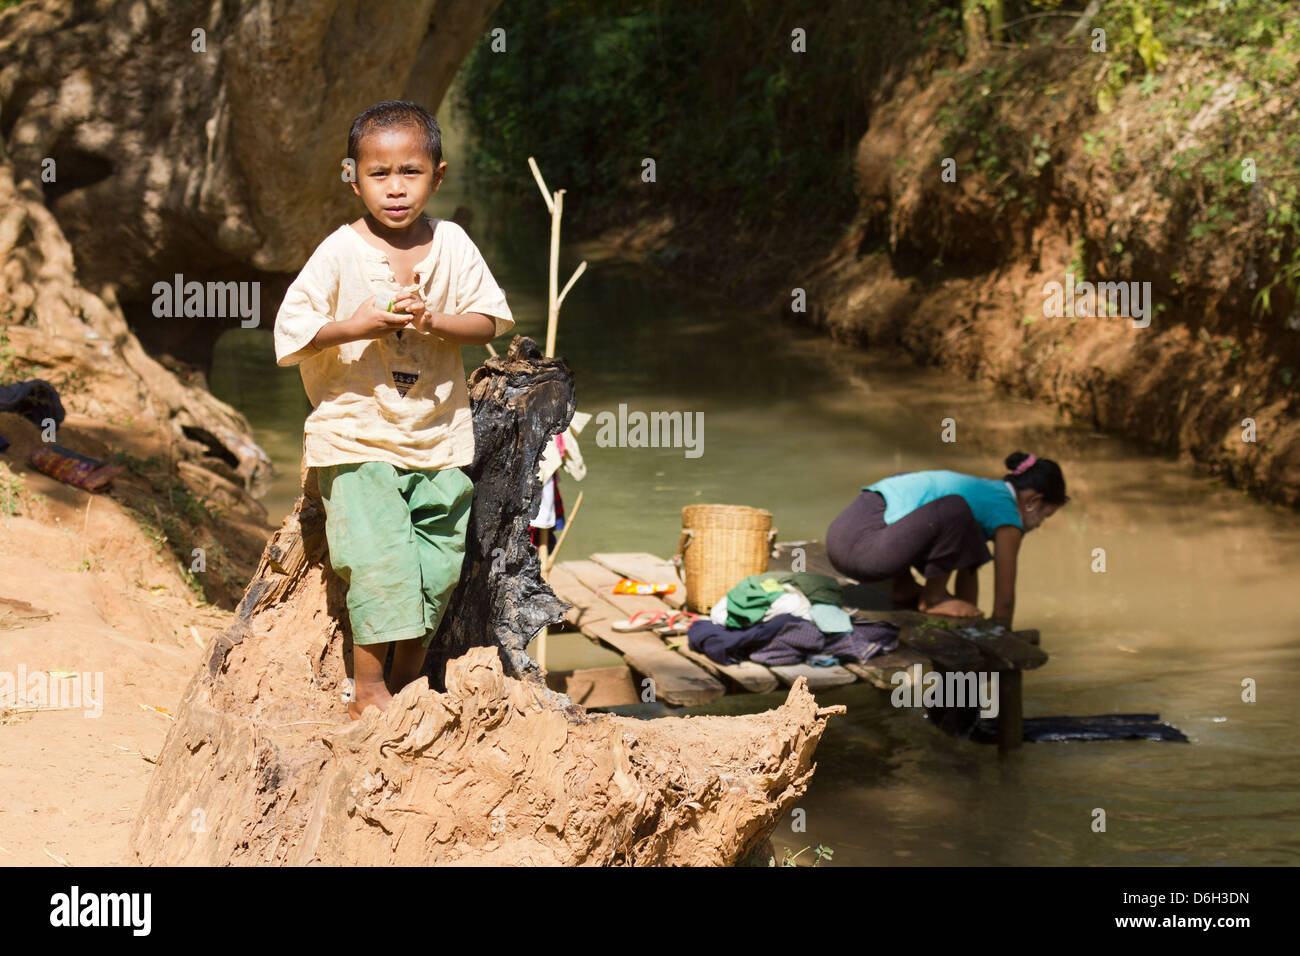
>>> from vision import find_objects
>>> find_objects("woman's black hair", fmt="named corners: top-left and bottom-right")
top-left (1003, 452), bottom-right (1068, 504)
top-left (348, 100), bottom-right (442, 167)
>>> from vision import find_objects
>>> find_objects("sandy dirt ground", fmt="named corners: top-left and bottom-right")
top-left (0, 414), bottom-right (272, 866)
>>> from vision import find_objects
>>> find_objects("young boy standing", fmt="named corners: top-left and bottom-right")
top-left (274, 101), bottom-right (515, 719)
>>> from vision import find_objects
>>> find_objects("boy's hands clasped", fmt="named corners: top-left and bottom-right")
top-left (391, 290), bottom-right (435, 333)
top-left (349, 286), bottom-right (438, 339)
top-left (324, 292), bottom-right (494, 350)
top-left (349, 295), bottom-right (417, 340)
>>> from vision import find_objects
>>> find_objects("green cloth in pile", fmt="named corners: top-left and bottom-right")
top-left (724, 572), bottom-right (844, 629)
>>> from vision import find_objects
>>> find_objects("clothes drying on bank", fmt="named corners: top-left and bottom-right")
top-left (0, 379), bottom-right (65, 428)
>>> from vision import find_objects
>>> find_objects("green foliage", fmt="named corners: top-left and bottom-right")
top-left (0, 464), bottom-right (26, 516)
top-left (108, 451), bottom-right (225, 601)
top-left (109, 451), bottom-right (224, 524)
top-left (0, 327), bottom-right (15, 385)
top-left (455, 0), bottom-right (947, 237)
top-left (1067, 238), bottom-right (1087, 283)
top-left (934, 1), bottom-right (1300, 324)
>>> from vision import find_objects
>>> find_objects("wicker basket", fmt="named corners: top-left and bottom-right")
top-left (673, 504), bottom-right (776, 613)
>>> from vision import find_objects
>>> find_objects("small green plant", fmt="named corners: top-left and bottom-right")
top-left (769, 844), bottom-right (833, 867)
top-left (0, 327), bottom-right (17, 385)
top-left (0, 465), bottom-right (26, 516)
top-left (1067, 238), bottom-right (1088, 282)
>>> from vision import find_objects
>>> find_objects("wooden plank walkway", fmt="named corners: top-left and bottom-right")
top-left (546, 562), bottom-right (723, 706)
top-left (546, 542), bottom-right (1048, 751)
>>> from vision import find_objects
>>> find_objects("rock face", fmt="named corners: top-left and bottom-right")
top-left (0, 0), bottom-right (504, 364)
top-left (0, 157), bottom-right (276, 605)
top-left (131, 336), bottom-right (839, 865)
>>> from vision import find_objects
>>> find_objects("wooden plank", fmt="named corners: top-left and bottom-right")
top-left (578, 558), bottom-right (778, 694)
top-left (843, 647), bottom-right (932, 690)
top-left (561, 666), bottom-right (640, 708)
top-left (848, 608), bottom-right (928, 627)
top-left (589, 552), bottom-right (686, 609)
top-left (563, 559), bottom-right (677, 621)
top-left (769, 663), bottom-right (858, 691)
top-left (962, 628), bottom-right (1049, 671)
top-left (547, 564), bottom-right (615, 630)
top-left (853, 614), bottom-right (1046, 671)
top-left (674, 644), bottom-right (780, 695)
top-left (582, 618), bottom-right (724, 706)
top-left (552, 560), bottom-right (723, 707)
top-left (898, 623), bottom-right (986, 671)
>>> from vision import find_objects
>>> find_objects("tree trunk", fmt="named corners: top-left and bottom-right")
top-left (130, 336), bottom-right (841, 865)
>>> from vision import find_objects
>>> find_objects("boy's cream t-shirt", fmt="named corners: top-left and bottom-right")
top-left (273, 217), bottom-right (515, 471)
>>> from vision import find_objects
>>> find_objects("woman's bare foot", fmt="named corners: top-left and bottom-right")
top-left (918, 595), bottom-right (982, 618)
top-left (891, 571), bottom-right (922, 608)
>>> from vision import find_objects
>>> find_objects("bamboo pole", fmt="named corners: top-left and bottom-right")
top-left (524, 157), bottom-right (589, 673)
top-left (526, 156), bottom-right (587, 359)
top-left (546, 189), bottom-right (562, 357)
top-left (542, 489), bottom-right (583, 574)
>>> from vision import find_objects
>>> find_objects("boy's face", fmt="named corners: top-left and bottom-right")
top-left (350, 125), bottom-right (447, 230)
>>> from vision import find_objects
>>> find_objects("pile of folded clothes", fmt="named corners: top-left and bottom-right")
top-left (1, 379), bottom-right (124, 491)
top-left (687, 571), bottom-right (898, 667)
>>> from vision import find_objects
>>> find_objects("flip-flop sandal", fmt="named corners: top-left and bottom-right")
top-left (654, 611), bottom-right (700, 636)
top-left (611, 609), bottom-right (672, 633)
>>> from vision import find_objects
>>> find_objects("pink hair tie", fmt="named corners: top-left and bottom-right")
top-left (1013, 453), bottom-right (1037, 475)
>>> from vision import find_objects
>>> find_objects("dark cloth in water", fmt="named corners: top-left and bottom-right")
top-left (928, 709), bottom-right (1190, 743)
top-left (0, 379), bottom-right (65, 428)
top-left (688, 613), bottom-right (898, 667)
top-left (972, 713), bottom-right (1190, 744)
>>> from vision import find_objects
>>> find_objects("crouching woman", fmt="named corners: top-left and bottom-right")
top-left (825, 453), bottom-right (1068, 625)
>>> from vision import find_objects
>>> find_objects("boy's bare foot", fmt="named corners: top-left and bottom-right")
top-left (386, 636), bottom-right (429, 695)
top-left (348, 681), bottom-right (393, 720)
top-left (918, 595), bottom-right (982, 618)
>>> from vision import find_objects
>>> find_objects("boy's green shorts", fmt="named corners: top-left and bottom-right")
top-left (317, 461), bottom-right (474, 649)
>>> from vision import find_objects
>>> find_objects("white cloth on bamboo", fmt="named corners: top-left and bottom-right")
top-left (531, 474), bottom-right (557, 529)
top-left (538, 410), bottom-right (592, 484)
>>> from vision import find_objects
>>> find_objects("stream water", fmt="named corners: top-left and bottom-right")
top-left (207, 94), bottom-right (1300, 866)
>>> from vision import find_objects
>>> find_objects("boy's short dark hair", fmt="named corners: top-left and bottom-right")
top-left (348, 100), bottom-right (442, 167)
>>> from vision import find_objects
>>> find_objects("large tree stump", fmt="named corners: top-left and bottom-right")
top-left (130, 336), bottom-right (842, 865)
top-left (422, 336), bottom-right (575, 692)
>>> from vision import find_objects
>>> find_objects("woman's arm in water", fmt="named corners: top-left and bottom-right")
top-left (991, 525), bottom-right (1022, 626)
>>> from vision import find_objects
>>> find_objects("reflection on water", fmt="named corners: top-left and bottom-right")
top-left (207, 91), bottom-right (1300, 866)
